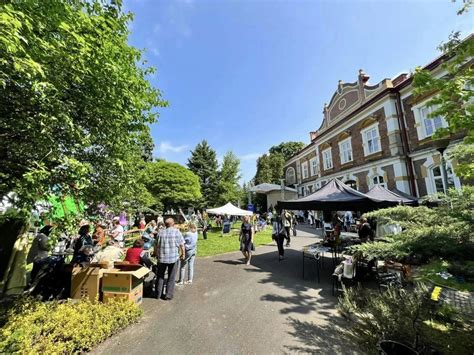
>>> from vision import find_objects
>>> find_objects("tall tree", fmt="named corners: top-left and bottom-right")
top-left (143, 161), bottom-right (201, 211)
top-left (216, 151), bottom-right (241, 205)
top-left (187, 140), bottom-right (219, 207)
top-left (413, 26), bottom-right (473, 179)
top-left (0, 0), bottom-right (167, 211)
top-left (269, 141), bottom-right (306, 161)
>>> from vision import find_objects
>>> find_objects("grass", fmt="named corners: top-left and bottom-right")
top-left (416, 259), bottom-right (474, 292)
top-left (196, 224), bottom-right (274, 257)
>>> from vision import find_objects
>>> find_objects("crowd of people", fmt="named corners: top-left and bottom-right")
top-left (26, 207), bottom-right (375, 300)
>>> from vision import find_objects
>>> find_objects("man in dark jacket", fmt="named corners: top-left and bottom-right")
top-left (27, 225), bottom-right (53, 283)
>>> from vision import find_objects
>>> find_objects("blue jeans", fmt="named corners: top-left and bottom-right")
top-left (178, 252), bottom-right (196, 282)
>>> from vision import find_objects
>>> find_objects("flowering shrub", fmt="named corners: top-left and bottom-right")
top-left (0, 298), bottom-right (142, 354)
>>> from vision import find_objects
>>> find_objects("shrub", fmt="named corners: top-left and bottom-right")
top-left (0, 298), bottom-right (142, 354)
top-left (338, 286), bottom-right (474, 354)
top-left (349, 187), bottom-right (474, 264)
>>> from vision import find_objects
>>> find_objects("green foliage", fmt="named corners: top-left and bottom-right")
top-left (187, 140), bottom-right (219, 207)
top-left (412, 29), bottom-right (473, 179)
top-left (144, 160), bottom-right (202, 210)
top-left (254, 141), bottom-right (304, 185)
top-left (254, 153), bottom-right (285, 185)
top-left (0, 0), bottom-right (166, 212)
top-left (268, 141), bottom-right (305, 161)
top-left (416, 259), bottom-right (474, 292)
top-left (0, 297), bottom-right (143, 354)
top-left (338, 286), bottom-right (474, 354)
top-left (350, 187), bottom-right (474, 263)
top-left (216, 151), bottom-right (242, 205)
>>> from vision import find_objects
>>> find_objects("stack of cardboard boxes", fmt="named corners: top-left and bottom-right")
top-left (71, 263), bottom-right (150, 304)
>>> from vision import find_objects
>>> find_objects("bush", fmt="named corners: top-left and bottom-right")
top-left (0, 298), bottom-right (142, 354)
top-left (349, 187), bottom-right (474, 264)
top-left (338, 286), bottom-right (474, 354)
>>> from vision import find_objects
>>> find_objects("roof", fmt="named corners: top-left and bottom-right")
top-left (365, 185), bottom-right (418, 205)
top-left (277, 178), bottom-right (386, 211)
top-left (206, 202), bottom-right (253, 216)
top-left (250, 183), bottom-right (297, 194)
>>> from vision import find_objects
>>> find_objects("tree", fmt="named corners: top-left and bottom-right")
top-left (269, 141), bottom-right (306, 161)
top-left (413, 29), bottom-right (473, 179)
top-left (254, 141), bottom-right (304, 185)
top-left (216, 151), bottom-right (241, 205)
top-left (0, 0), bottom-right (167, 211)
top-left (187, 140), bottom-right (219, 207)
top-left (143, 161), bottom-right (201, 211)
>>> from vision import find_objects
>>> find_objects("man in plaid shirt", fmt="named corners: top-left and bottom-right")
top-left (154, 218), bottom-right (185, 300)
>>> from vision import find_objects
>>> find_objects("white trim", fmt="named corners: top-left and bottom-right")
top-left (285, 167), bottom-right (296, 185)
top-left (301, 161), bottom-right (309, 180)
top-left (322, 148), bottom-right (333, 170)
top-left (338, 137), bottom-right (353, 164)
top-left (422, 154), bottom-right (461, 195)
top-left (361, 122), bottom-right (381, 156)
top-left (309, 157), bottom-right (318, 176)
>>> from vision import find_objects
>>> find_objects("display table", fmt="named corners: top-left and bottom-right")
top-left (302, 243), bottom-right (333, 283)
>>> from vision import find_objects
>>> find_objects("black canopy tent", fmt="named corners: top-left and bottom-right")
top-left (365, 185), bottom-right (418, 206)
top-left (277, 178), bottom-right (399, 211)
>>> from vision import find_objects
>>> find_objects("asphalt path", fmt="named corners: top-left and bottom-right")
top-left (92, 225), bottom-right (352, 354)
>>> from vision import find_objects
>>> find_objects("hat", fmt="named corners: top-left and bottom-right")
top-left (79, 219), bottom-right (90, 227)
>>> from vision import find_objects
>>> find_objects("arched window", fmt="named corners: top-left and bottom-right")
top-left (286, 167), bottom-right (296, 185)
top-left (345, 180), bottom-right (358, 190)
top-left (372, 175), bottom-right (387, 188)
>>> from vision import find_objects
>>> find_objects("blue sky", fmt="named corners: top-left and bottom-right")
top-left (123, 0), bottom-right (473, 183)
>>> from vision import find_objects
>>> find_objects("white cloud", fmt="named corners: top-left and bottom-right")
top-left (239, 153), bottom-right (262, 161)
top-left (157, 141), bottom-right (188, 154)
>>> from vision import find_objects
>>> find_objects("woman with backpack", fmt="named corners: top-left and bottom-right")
top-left (239, 216), bottom-right (254, 265)
top-left (272, 214), bottom-right (287, 261)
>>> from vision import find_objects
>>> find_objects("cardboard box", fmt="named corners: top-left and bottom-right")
top-left (102, 264), bottom-right (150, 293)
top-left (71, 266), bottom-right (105, 302)
top-left (102, 283), bottom-right (144, 305)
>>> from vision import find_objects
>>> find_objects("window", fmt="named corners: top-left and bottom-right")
top-left (431, 164), bottom-right (455, 193)
top-left (372, 175), bottom-right (387, 188)
top-left (285, 167), bottom-right (296, 185)
top-left (339, 139), bottom-right (353, 164)
top-left (420, 106), bottom-right (444, 137)
top-left (345, 180), bottom-right (357, 190)
top-left (301, 162), bottom-right (309, 179)
top-left (301, 187), bottom-right (305, 196)
top-left (310, 157), bottom-right (318, 176)
top-left (365, 127), bottom-right (380, 155)
top-left (322, 148), bottom-right (333, 170)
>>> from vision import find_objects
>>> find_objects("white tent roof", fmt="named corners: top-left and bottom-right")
top-left (250, 183), bottom-right (297, 194)
top-left (206, 202), bottom-right (253, 216)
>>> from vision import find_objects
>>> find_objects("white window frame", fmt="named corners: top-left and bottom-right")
top-left (361, 123), bottom-right (381, 156)
top-left (372, 175), bottom-right (387, 188)
top-left (338, 138), bottom-right (353, 164)
top-left (322, 148), bottom-right (333, 170)
top-left (429, 162), bottom-right (459, 194)
top-left (285, 167), bottom-right (296, 185)
top-left (301, 161), bottom-right (309, 179)
top-left (309, 157), bottom-right (318, 176)
top-left (412, 99), bottom-right (447, 140)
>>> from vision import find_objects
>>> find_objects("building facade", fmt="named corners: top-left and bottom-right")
top-left (284, 53), bottom-right (468, 198)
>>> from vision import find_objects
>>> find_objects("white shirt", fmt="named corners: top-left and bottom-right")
top-left (344, 211), bottom-right (353, 223)
top-left (111, 225), bottom-right (124, 242)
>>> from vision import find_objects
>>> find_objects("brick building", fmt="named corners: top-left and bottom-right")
top-left (284, 50), bottom-right (469, 198)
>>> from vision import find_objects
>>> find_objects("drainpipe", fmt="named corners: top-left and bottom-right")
top-left (395, 92), bottom-right (417, 197)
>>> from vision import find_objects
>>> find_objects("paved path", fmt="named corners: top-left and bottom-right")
top-left (93, 226), bottom-right (350, 354)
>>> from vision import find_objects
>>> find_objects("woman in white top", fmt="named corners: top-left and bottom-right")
top-left (109, 218), bottom-right (124, 247)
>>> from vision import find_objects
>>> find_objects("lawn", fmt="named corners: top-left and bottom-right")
top-left (196, 224), bottom-right (274, 257)
top-left (416, 260), bottom-right (474, 292)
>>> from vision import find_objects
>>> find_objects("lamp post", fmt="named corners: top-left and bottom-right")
top-left (432, 138), bottom-right (450, 194)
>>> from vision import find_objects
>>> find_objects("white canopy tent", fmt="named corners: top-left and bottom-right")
top-left (206, 202), bottom-right (253, 216)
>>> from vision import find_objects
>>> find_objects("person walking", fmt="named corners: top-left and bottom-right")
top-left (239, 215), bottom-right (254, 265)
top-left (177, 223), bottom-right (198, 285)
top-left (281, 209), bottom-right (292, 247)
top-left (154, 218), bottom-right (185, 300)
top-left (344, 210), bottom-right (353, 232)
top-left (272, 215), bottom-right (286, 261)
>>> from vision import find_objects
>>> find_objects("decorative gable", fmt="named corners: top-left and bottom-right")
top-left (318, 69), bottom-right (393, 132)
